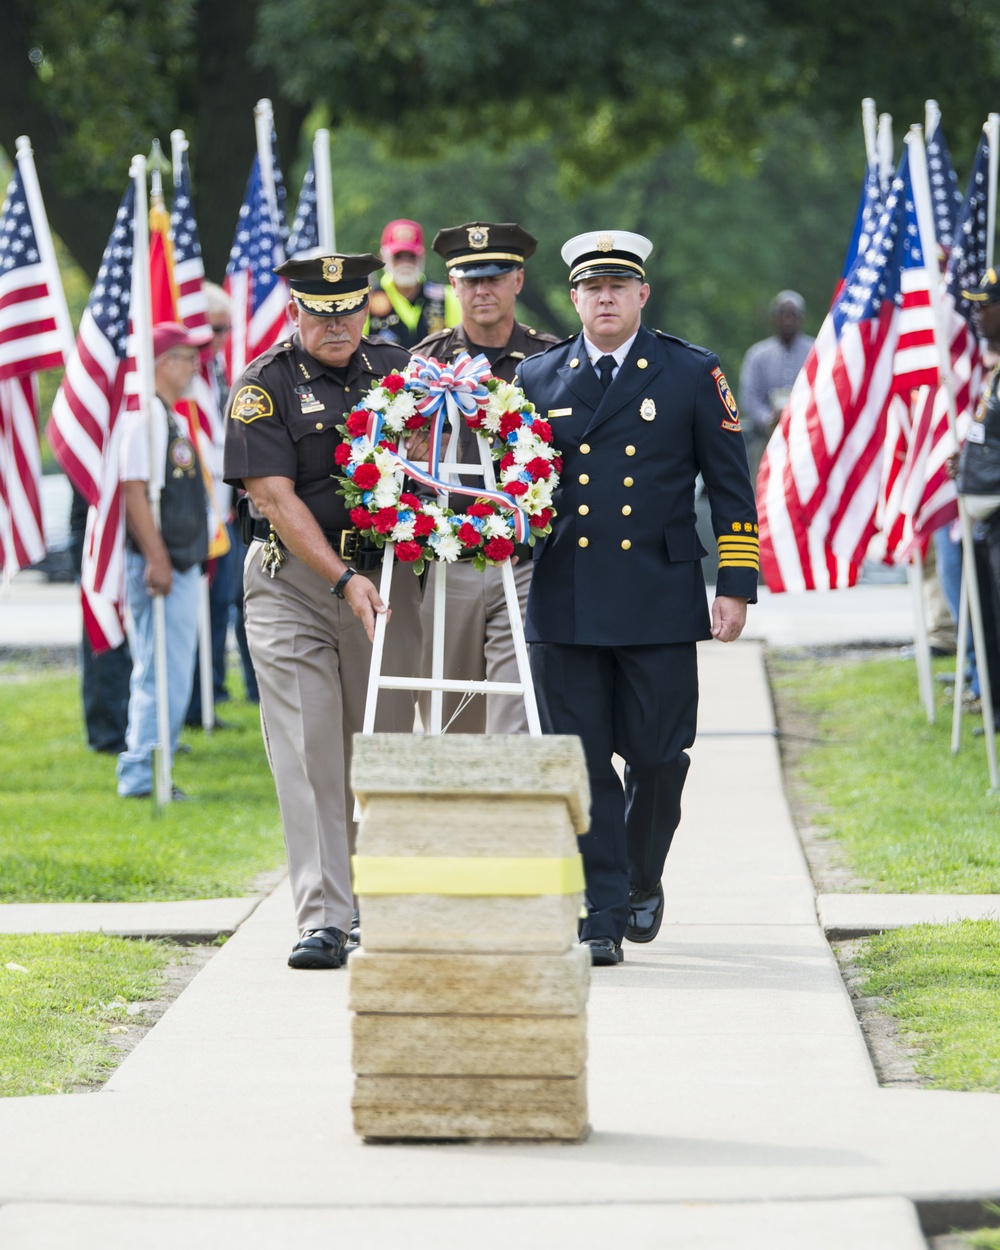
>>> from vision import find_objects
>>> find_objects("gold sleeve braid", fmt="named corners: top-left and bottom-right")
top-left (717, 530), bottom-right (760, 571)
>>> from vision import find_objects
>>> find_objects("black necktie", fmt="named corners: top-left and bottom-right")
top-left (596, 354), bottom-right (616, 392)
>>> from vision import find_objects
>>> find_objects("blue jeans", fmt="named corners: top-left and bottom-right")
top-left (117, 551), bottom-right (201, 796)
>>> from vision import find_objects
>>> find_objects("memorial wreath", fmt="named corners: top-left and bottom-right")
top-left (334, 351), bottom-right (561, 574)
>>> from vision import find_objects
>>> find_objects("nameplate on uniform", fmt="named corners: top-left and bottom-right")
top-left (547, 408), bottom-right (572, 418)
top-left (967, 421), bottom-right (986, 444)
top-left (295, 382), bottom-right (325, 415)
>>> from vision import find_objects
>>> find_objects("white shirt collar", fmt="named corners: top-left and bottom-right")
top-left (583, 330), bottom-right (639, 370)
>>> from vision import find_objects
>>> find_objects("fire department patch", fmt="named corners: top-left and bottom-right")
top-left (230, 385), bottom-right (274, 424)
top-left (712, 366), bottom-right (741, 431)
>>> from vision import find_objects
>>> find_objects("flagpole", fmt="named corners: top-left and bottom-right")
top-left (924, 100), bottom-right (940, 143)
top-left (15, 137), bottom-right (74, 359)
top-left (908, 124), bottom-right (999, 789)
top-left (988, 114), bottom-right (999, 269)
top-left (877, 113), bottom-right (894, 195)
top-left (313, 128), bottom-right (335, 251)
top-left (254, 98), bottom-right (285, 261)
top-left (862, 99), bottom-right (877, 169)
top-left (131, 153), bottom-right (174, 807)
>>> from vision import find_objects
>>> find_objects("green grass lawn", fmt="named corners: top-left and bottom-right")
top-left (852, 920), bottom-right (1000, 1092)
top-left (0, 933), bottom-right (171, 1096)
top-left (769, 650), bottom-right (1000, 893)
top-left (0, 666), bottom-right (285, 902)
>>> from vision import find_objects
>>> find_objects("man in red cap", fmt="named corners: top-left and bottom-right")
top-left (367, 218), bottom-right (460, 348)
top-left (117, 321), bottom-right (213, 798)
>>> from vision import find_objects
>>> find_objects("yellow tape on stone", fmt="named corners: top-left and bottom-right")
top-left (352, 855), bottom-right (585, 896)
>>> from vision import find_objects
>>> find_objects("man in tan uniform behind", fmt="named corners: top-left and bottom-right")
top-left (413, 221), bottom-right (558, 733)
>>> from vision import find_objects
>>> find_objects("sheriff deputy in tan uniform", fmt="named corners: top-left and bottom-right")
top-left (412, 222), bottom-right (558, 733)
top-left (223, 253), bottom-right (422, 970)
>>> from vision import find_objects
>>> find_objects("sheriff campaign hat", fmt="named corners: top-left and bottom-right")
top-left (962, 267), bottom-right (1000, 304)
top-left (561, 230), bottom-right (653, 284)
top-left (275, 253), bottom-right (382, 317)
top-left (432, 222), bottom-right (538, 277)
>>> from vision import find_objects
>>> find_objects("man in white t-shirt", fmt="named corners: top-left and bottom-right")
top-left (116, 321), bottom-right (212, 799)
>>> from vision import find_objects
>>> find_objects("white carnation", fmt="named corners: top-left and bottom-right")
top-left (431, 531), bottom-right (463, 563)
top-left (364, 389), bottom-right (388, 413)
top-left (483, 514), bottom-right (512, 539)
top-left (391, 519), bottom-right (416, 541)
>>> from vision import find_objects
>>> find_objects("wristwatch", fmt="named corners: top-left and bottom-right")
top-left (331, 568), bottom-right (358, 599)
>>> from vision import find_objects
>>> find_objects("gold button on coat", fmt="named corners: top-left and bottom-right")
top-left (622, 505), bottom-right (632, 516)
top-left (625, 445), bottom-right (636, 456)
top-left (315, 423), bottom-right (324, 430)
top-left (578, 505), bottom-right (589, 515)
top-left (580, 443), bottom-right (591, 454)
top-left (579, 473), bottom-right (590, 484)
top-left (578, 536), bottom-right (589, 548)
top-left (637, 358), bottom-right (648, 369)
top-left (624, 477), bottom-right (634, 487)
top-left (621, 540), bottom-right (631, 550)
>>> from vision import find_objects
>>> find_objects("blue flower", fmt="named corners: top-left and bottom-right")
top-left (398, 509), bottom-right (415, 525)
top-left (344, 464), bottom-right (356, 477)
top-left (362, 491), bottom-right (374, 506)
top-left (506, 430), bottom-right (519, 444)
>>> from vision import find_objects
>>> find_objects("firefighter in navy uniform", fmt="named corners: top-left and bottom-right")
top-left (412, 221), bottom-right (559, 734)
top-left (516, 231), bottom-right (759, 966)
top-left (367, 219), bottom-right (460, 348)
top-left (223, 253), bottom-right (423, 970)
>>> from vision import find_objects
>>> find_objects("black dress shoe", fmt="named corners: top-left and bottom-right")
top-left (582, 938), bottom-right (623, 966)
top-left (625, 881), bottom-right (664, 944)
top-left (287, 927), bottom-right (349, 969)
top-left (349, 908), bottom-right (361, 945)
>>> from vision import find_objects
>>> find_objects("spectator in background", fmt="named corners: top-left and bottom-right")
top-left (739, 291), bottom-right (814, 483)
top-left (68, 485), bottom-right (132, 754)
top-left (117, 322), bottom-right (211, 799)
top-left (186, 282), bottom-right (242, 726)
top-left (366, 219), bottom-right (460, 348)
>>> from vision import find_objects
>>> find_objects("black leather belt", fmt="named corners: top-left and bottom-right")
top-left (248, 519), bottom-right (382, 570)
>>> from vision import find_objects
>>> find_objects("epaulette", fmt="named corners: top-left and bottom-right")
top-left (653, 328), bottom-right (712, 356)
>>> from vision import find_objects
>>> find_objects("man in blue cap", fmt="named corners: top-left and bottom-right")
top-left (517, 231), bottom-right (759, 965)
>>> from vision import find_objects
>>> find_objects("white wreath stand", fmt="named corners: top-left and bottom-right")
top-left (360, 430), bottom-right (542, 739)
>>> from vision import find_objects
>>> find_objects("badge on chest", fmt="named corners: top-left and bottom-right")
top-left (295, 383), bottom-right (325, 415)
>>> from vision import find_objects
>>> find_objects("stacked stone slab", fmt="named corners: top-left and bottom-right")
top-left (349, 733), bottom-right (591, 1141)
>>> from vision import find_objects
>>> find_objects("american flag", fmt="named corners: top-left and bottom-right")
top-left (224, 155), bottom-right (290, 380)
top-left (837, 160), bottom-right (883, 296)
top-left (876, 128), bottom-right (987, 564)
top-left (758, 150), bottom-right (938, 592)
top-left (0, 161), bottom-right (69, 572)
top-left (47, 182), bottom-right (136, 649)
top-left (270, 129), bottom-right (290, 251)
top-left (287, 157), bottom-right (318, 258)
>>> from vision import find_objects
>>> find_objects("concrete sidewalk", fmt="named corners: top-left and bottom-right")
top-left (2, 630), bottom-right (998, 1249)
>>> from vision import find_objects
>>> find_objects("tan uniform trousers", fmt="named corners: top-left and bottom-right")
top-left (418, 558), bottom-right (532, 734)
top-left (244, 543), bottom-right (422, 936)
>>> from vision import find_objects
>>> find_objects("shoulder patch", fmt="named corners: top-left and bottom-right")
top-left (230, 385), bottom-right (274, 425)
top-left (711, 366), bottom-right (741, 431)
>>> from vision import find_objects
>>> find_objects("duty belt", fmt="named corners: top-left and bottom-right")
top-left (248, 518), bottom-right (382, 570)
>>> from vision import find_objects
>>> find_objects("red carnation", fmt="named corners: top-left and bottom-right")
top-left (373, 507), bottom-right (399, 534)
top-left (399, 493), bottom-right (421, 510)
top-left (499, 412), bottom-right (522, 438)
top-left (526, 456), bottom-right (552, 479)
top-left (394, 540), bottom-right (423, 563)
top-left (465, 412), bottom-right (484, 430)
top-left (504, 480), bottom-right (529, 497)
top-left (334, 442), bottom-right (353, 466)
top-left (499, 451), bottom-right (516, 472)
top-left (346, 410), bottom-right (370, 438)
top-left (404, 415), bottom-right (426, 430)
top-left (532, 419), bottom-right (553, 443)
top-left (378, 438), bottom-right (397, 451)
top-left (551, 456), bottom-right (563, 474)
top-left (350, 507), bottom-right (373, 530)
top-left (483, 536), bottom-right (515, 563)
top-left (352, 464), bottom-right (381, 490)
top-left (457, 523), bottom-right (483, 547)
top-left (530, 508), bottom-right (554, 529)
top-left (382, 373), bottom-right (406, 394)
top-left (466, 503), bottom-right (494, 518)
top-left (414, 513), bottom-right (437, 536)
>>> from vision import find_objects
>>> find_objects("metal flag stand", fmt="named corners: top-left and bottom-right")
top-left (360, 426), bottom-right (542, 740)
